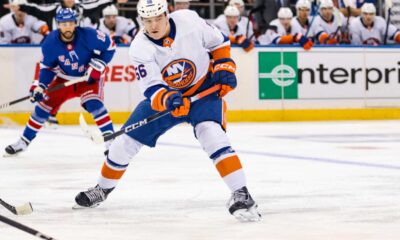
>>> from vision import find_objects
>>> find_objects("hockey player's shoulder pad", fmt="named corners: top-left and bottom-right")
top-left (170, 9), bottom-right (204, 26)
top-left (129, 33), bottom-right (156, 63)
top-left (41, 30), bottom-right (58, 47)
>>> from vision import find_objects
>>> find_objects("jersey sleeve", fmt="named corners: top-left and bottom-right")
top-left (258, 28), bottom-right (278, 45)
top-left (0, 22), bottom-right (11, 44)
top-left (128, 39), bottom-right (168, 98)
top-left (30, 16), bottom-right (47, 33)
top-left (387, 23), bottom-right (399, 41)
top-left (89, 29), bottom-right (116, 66)
top-left (192, 11), bottom-right (231, 61)
top-left (123, 18), bottom-right (137, 40)
top-left (39, 41), bottom-right (58, 87)
top-left (349, 18), bottom-right (362, 45)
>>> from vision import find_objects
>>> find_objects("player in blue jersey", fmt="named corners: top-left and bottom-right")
top-left (4, 8), bottom-right (116, 156)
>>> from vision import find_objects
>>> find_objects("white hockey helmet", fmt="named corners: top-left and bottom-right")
top-left (319, 0), bottom-right (334, 9)
top-left (224, 5), bottom-right (240, 17)
top-left (278, 7), bottom-right (293, 19)
top-left (361, 3), bottom-right (376, 14)
top-left (103, 5), bottom-right (118, 16)
top-left (296, 0), bottom-right (311, 9)
top-left (229, 0), bottom-right (244, 7)
top-left (137, 0), bottom-right (168, 18)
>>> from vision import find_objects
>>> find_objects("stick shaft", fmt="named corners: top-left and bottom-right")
top-left (0, 76), bottom-right (85, 110)
top-left (0, 199), bottom-right (17, 214)
top-left (0, 214), bottom-right (57, 240)
top-left (103, 84), bottom-right (221, 142)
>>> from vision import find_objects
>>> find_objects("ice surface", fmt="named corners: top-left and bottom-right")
top-left (1, 120), bottom-right (400, 240)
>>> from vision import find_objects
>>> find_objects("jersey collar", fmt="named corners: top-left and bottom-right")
top-left (360, 17), bottom-right (374, 29)
top-left (145, 18), bottom-right (176, 47)
top-left (320, 14), bottom-right (334, 24)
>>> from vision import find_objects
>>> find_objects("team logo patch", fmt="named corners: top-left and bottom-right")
top-left (161, 59), bottom-right (196, 89)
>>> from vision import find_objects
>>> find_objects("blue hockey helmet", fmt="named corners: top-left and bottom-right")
top-left (55, 8), bottom-right (77, 23)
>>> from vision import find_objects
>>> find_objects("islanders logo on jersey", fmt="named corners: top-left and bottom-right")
top-left (161, 59), bottom-right (196, 89)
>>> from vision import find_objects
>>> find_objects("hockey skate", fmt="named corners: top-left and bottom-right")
top-left (73, 185), bottom-right (114, 209)
top-left (227, 186), bottom-right (261, 222)
top-left (4, 138), bottom-right (29, 157)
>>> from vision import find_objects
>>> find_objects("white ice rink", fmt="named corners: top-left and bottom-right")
top-left (1, 120), bottom-right (400, 240)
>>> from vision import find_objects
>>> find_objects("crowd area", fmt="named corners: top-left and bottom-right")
top-left (0, 0), bottom-right (398, 50)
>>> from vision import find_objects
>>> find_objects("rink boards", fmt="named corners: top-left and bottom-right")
top-left (1, 45), bottom-right (400, 125)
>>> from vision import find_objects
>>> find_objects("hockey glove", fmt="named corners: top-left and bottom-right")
top-left (212, 58), bottom-right (237, 97)
top-left (151, 89), bottom-right (190, 117)
top-left (319, 32), bottom-right (338, 45)
top-left (29, 80), bottom-right (39, 93)
top-left (236, 35), bottom-right (254, 52)
top-left (85, 58), bottom-right (106, 85)
top-left (294, 33), bottom-right (313, 51)
top-left (30, 84), bottom-right (47, 103)
top-left (164, 91), bottom-right (190, 117)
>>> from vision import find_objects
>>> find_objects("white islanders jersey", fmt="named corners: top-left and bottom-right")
top-left (314, 11), bottom-right (346, 38)
top-left (213, 14), bottom-right (254, 39)
top-left (129, 10), bottom-right (229, 95)
top-left (291, 16), bottom-right (317, 38)
top-left (0, 13), bottom-right (46, 44)
top-left (350, 16), bottom-right (399, 45)
top-left (257, 18), bottom-right (290, 45)
top-left (83, 16), bottom-right (137, 42)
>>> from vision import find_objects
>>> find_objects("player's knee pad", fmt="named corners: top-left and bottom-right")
top-left (82, 99), bottom-right (105, 115)
top-left (195, 121), bottom-right (232, 157)
top-left (108, 134), bottom-right (143, 166)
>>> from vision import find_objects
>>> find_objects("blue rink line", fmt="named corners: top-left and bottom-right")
top-left (157, 142), bottom-right (400, 171)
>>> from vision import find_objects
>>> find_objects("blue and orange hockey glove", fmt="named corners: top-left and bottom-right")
top-left (151, 89), bottom-right (190, 117)
top-left (212, 58), bottom-right (237, 97)
top-left (294, 33), bottom-right (313, 51)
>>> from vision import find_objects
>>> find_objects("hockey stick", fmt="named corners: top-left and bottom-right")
top-left (0, 198), bottom-right (33, 215)
top-left (330, 8), bottom-right (343, 43)
top-left (0, 214), bottom-right (57, 240)
top-left (246, 5), bottom-right (265, 38)
top-left (384, 0), bottom-right (393, 45)
top-left (304, 0), bottom-right (320, 37)
top-left (341, 0), bottom-right (351, 43)
top-left (0, 76), bottom-right (86, 110)
top-left (80, 84), bottom-right (222, 144)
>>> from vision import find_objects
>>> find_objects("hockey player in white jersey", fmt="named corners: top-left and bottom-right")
top-left (214, 0), bottom-right (253, 37)
top-left (75, 0), bottom-right (261, 222)
top-left (291, 0), bottom-right (318, 38)
top-left (85, 5), bottom-right (138, 44)
top-left (314, 0), bottom-right (346, 44)
top-left (213, 5), bottom-right (254, 52)
top-left (0, 0), bottom-right (49, 44)
top-left (350, 3), bottom-right (400, 45)
top-left (258, 7), bottom-right (313, 50)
